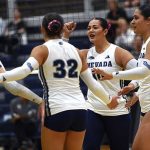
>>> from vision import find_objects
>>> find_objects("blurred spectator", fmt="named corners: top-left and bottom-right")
top-left (124, 0), bottom-right (140, 8)
top-left (115, 17), bottom-right (135, 50)
top-left (130, 35), bottom-right (143, 59)
top-left (0, 17), bottom-right (5, 36)
top-left (0, 17), bottom-right (6, 52)
top-left (106, 0), bottom-right (128, 43)
top-left (92, 0), bottom-right (107, 10)
top-left (0, 8), bottom-right (27, 55)
top-left (10, 97), bottom-right (38, 150)
top-left (142, 0), bottom-right (150, 5)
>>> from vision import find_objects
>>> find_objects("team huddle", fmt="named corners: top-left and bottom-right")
top-left (0, 4), bottom-right (150, 150)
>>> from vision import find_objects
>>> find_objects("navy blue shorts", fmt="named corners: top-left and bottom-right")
top-left (44, 109), bottom-right (87, 132)
top-left (83, 110), bottom-right (131, 150)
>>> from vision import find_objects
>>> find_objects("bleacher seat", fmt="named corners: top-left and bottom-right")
top-left (0, 92), bottom-right (6, 104)
top-left (16, 42), bottom-right (42, 55)
top-left (16, 0), bottom-right (84, 17)
top-left (32, 88), bottom-right (43, 98)
top-left (0, 0), bottom-right (7, 18)
top-left (24, 75), bottom-right (42, 89)
top-left (4, 91), bottom-right (16, 104)
top-left (0, 104), bottom-right (11, 121)
top-left (0, 55), bottom-right (15, 68)
top-left (70, 36), bottom-right (91, 49)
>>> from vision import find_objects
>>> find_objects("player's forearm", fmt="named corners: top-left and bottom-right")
top-left (0, 57), bottom-right (39, 82)
top-left (113, 66), bottom-right (150, 80)
top-left (126, 59), bottom-right (138, 70)
top-left (113, 59), bottom-right (150, 80)
top-left (3, 81), bottom-right (43, 104)
top-left (80, 69), bottom-right (111, 104)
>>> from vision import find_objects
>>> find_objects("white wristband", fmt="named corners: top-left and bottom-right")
top-left (134, 92), bottom-right (139, 97)
top-left (117, 96), bottom-right (126, 103)
top-left (130, 80), bottom-right (139, 89)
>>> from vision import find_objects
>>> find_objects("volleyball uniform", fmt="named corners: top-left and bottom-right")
top-left (137, 36), bottom-right (150, 113)
top-left (38, 39), bottom-right (87, 131)
top-left (87, 44), bottom-right (128, 115)
top-left (83, 44), bottom-right (130, 150)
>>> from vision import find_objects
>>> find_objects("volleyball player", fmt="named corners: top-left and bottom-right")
top-left (63, 17), bottom-right (138, 150)
top-left (0, 13), bottom-right (119, 150)
top-left (93, 5), bottom-right (150, 150)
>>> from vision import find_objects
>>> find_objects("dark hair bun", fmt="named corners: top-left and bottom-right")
top-left (47, 20), bottom-right (61, 33)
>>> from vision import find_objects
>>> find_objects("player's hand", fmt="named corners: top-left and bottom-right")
top-left (107, 96), bottom-right (119, 109)
top-left (118, 83), bottom-right (135, 96)
top-left (92, 68), bottom-right (113, 80)
top-left (63, 21), bottom-right (76, 39)
top-left (125, 93), bottom-right (139, 109)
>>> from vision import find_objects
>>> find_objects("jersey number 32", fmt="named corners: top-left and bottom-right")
top-left (53, 59), bottom-right (78, 78)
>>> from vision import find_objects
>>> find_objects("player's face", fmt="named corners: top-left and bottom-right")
top-left (131, 9), bottom-right (148, 35)
top-left (87, 19), bottom-right (104, 43)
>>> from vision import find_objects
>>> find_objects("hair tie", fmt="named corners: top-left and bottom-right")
top-left (47, 20), bottom-right (61, 32)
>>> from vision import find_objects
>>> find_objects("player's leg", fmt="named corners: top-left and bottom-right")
top-left (64, 130), bottom-right (85, 150)
top-left (105, 114), bottom-right (131, 150)
top-left (64, 109), bottom-right (87, 150)
top-left (41, 126), bottom-right (66, 150)
top-left (83, 110), bottom-right (105, 150)
top-left (132, 111), bottom-right (150, 150)
top-left (41, 111), bottom-right (72, 150)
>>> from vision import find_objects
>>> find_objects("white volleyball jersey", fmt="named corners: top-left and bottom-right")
top-left (38, 39), bottom-right (86, 115)
top-left (86, 44), bottom-right (129, 116)
top-left (137, 36), bottom-right (150, 113)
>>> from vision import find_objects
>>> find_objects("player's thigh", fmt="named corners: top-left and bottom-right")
top-left (132, 125), bottom-right (150, 150)
top-left (132, 112), bottom-right (150, 150)
top-left (64, 130), bottom-right (86, 150)
top-left (83, 110), bottom-right (105, 150)
top-left (105, 114), bottom-right (131, 150)
top-left (41, 126), bottom-right (66, 150)
top-left (64, 109), bottom-right (87, 150)
top-left (141, 111), bottom-right (150, 124)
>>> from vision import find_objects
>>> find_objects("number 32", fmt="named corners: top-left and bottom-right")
top-left (53, 59), bottom-right (78, 78)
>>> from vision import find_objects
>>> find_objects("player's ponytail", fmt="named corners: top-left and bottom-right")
top-left (42, 13), bottom-right (64, 37)
top-left (47, 20), bottom-right (61, 33)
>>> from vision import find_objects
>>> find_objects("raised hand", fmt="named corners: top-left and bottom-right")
top-left (63, 21), bottom-right (76, 39)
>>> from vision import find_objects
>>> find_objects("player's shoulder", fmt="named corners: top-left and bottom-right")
top-left (32, 44), bottom-right (48, 52)
top-left (146, 39), bottom-right (150, 49)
